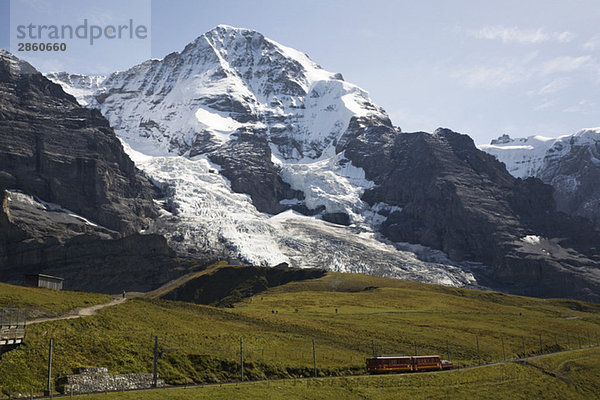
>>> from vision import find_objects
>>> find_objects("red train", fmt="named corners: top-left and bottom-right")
top-left (366, 355), bottom-right (453, 374)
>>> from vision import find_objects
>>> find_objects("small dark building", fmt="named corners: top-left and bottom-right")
top-left (25, 274), bottom-right (64, 290)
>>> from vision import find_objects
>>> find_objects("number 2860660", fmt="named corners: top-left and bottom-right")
top-left (18, 42), bottom-right (67, 51)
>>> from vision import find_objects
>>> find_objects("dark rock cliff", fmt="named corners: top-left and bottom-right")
top-left (0, 50), bottom-right (157, 234)
top-left (0, 51), bottom-right (205, 292)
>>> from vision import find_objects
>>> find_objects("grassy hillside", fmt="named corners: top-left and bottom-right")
top-left (0, 282), bottom-right (111, 318)
top-left (1, 270), bottom-right (599, 398)
top-left (68, 348), bottom-right (600, 400)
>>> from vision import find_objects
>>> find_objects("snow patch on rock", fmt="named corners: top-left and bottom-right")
top-left (522, 235), bottom-right (542, 245)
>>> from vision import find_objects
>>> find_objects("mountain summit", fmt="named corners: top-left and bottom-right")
top-left (57, 25), bottom-right (389, 160)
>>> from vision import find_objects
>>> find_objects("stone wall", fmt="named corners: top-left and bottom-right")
top-left (57, 368), bottom-right (165, 395)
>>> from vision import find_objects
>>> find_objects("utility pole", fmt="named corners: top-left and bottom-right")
top-left (539, 334), bottom-right (543, 354)
top-left (476, 335), bottom-right (481, 365)
top-left (153, 336), bottom-right (159, 388)
top-left (371, 340), bottom-right (376, 357)
top-left (240, 337), bottom-right (244, 382)
top-left (446, 339), bottom-right (450, 362)
top-left (521, 336), bottom-right (526, 357)
top-left (312, 339), bottom-right (317, 378)
top-left (47, 338), bottom-right (53, 397)
top-left (414, 340), bottom-right (417, 356)
top-left (501, 337), bottom-right (506, 361)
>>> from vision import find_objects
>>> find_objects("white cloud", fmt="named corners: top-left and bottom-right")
top-left (540, 55), bottom-right (592, 75)
top-left (456, 54), bottom-right (596, 89)
top-left (453, 54), bottom-right (539, 88)
top-left (470, 26), bottom-right (574, 44)
top-left (538, 77), bottom-right (570, 94)
top-left (473, 26), bottom-right (547, 43)
top-left (583, 35), bottom-right (600, 51)
top-left (534, 99), bottom-right (558, 111)
top-left (455, 65), bottom-right (528, 88)
top-left (555, 31), bottom-right (576, 43)
top-left (563, 100), bottom-right (596, 113)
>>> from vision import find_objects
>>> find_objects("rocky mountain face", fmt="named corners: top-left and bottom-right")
top-left (0, 190), bottom-right (189, 293)
top-left (353, 128), bottom-right (600, 300)
top-left (0, 50), bottom-right (206, 292)
top-left (44, 26), bottom-right (600, 301)
top-left (0, 50), bottom-right (157, 234)
top-left (479, 129), bottom-right (600, 227)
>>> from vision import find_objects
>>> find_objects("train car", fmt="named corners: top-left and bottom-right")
top-left (442, 359), bottom-right (454, 370)
top-left (412, 355), bottom-right (442, 371)
top-left (366, 355), bottom-right (413, 374)
top-left (366, 355), bottom-right (450, 374)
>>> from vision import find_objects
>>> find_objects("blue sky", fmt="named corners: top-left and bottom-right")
top-left (2, 0), bottom-right (599, 144)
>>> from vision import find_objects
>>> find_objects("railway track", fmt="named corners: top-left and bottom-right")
top-left (24, 345), bottom-right (599, 399)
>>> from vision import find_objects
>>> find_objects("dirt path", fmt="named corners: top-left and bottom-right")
top-left (23, 264), bottom-right (213, 326)
top-left (25, 296), bottom-right (127, 325)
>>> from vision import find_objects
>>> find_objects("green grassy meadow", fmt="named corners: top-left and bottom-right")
top-left (0, 282), bottom-right (111, 318)
top-left (68, 348), bottom-right (600, 400)
top-left (0, 270), bottom-right (599, 398)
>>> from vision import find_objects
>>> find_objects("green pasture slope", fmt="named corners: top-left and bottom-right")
top-left (70, 348), bottom-right (600, 400)
top-left (0, 269), bottom-right (599, 398)
top-left (0, 282), bottom-right (111, 318)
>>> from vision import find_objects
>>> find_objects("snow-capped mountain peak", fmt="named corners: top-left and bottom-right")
top-left (480, 127), bottom-right (600, 179)
top-left (49, 25), bottom-right (388, 162)
top-left (479, 127), bottom-right (600, 224)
